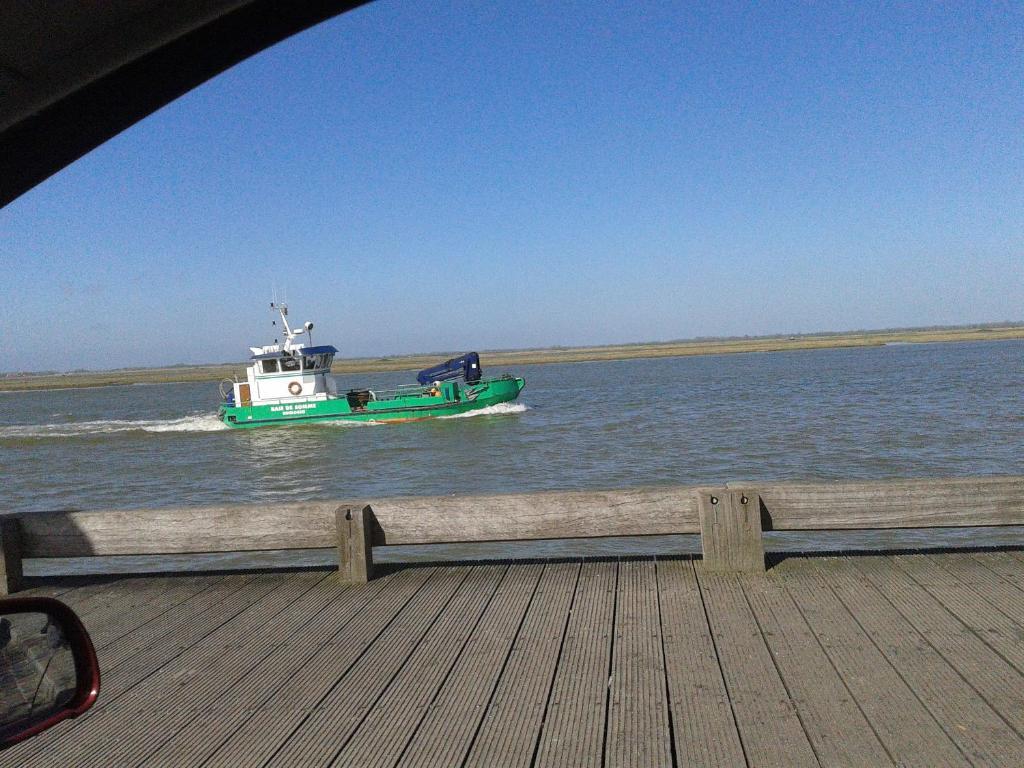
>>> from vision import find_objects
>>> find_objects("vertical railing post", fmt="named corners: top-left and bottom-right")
top-left (0, 517), bottom-right (25, 595)
top-left (336, 505), bottom-right (375, 583)
top-left (697, 489), bottom-right (765, 573)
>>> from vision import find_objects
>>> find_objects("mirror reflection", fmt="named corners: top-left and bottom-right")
top-left (0, 612), bottom-right (77, 731)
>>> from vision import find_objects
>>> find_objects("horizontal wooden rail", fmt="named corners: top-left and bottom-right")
top-left (753, 476), bottom-right (1024, 529)
top-left (1, 475), bottom-right (1022, 592)
top-left (9, 486), bottom-right (701, 558)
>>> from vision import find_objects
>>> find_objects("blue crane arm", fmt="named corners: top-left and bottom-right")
top-left (416, 352), bottom-right (482, 385)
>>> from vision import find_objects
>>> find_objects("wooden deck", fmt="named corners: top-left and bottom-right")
top-left (5, 550), bottom-right (1024, 767)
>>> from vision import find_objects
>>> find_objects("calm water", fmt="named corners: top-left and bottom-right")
top-left (2, 340), bottom-right (1022, 572)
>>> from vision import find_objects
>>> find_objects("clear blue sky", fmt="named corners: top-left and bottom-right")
top-left (1, 1), bottom-right (1022, 372)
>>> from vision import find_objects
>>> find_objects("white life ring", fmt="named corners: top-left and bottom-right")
top-left (288, 381), bottom-right (302, 396)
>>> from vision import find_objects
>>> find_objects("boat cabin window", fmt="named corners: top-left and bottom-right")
top-left (261, 359), bottom-right (279, 374)
top-left (302, 353), bottom-right (334, 371)
top-left (280, 356), bottom-right (300, 372)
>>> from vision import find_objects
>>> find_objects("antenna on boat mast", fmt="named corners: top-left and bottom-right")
top-left (270, 288), bottom-right (280, 344)
top-left (268, 291), bottom-right (313, 351)
top-left (271, 300), bottom-right (308, 352)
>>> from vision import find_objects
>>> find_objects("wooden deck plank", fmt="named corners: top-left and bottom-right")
top-left (963, 550), bottom-right (1024, 590)
top-left (461, 562), bottom-right (580, 768)
top-left (140, 572), bottom-right (397, 768)
top-left (12, 577), bottom-right (85, 599)
top-left (89, 573), bottom-right (252, 672)
top-left (825, 558), bottom-right (1024, 766)
top-left (695, 564), bottom-right (819, 767)
top-left (95, 572), bottom-right (280, 698)
top-left (26, 571), bottom-right (328, 768)
top-left (0, 573), bottom-right (254, 767)
top-left (24, 573), bottom-right (323, 768)
top-left (115, 571), bottom-right (331, 714)
top-left (261, 568), bottom-right (469, 768)
top-left (742, 570), bottom-right (893, 766)
top-left (959, 551), bottom-right (1024, 624)
top-left (208, 574), bottom-right (397, 713)
top-left (896, 554), bottom-right (1024, 673)
top-left (245, 569), bottom-right (437, 713)
top-left (533, 561), bottom-right (616, 768)
top-left (51, 574), bottom-right (203, 632)
top-left (201, 568), bottom-right (437, 768)
top-left (27, 575), bottom-right (128, 611)
top-left (73, 571), bottom-right (334, 768)
top-left (858, 555), bottom-right (1024, 736)
top-left (80, 575), bottom-right (217, 649)
top-left (1005, 550), bottom-right (1024, 569)
top-left (604, 560), bottom-right (672, 768)
top-left (656, 559), bottom-right (746, 767)
top-left (3, 553), bottom-right (1024, 768)
top-left (41, 578), bottom-right (133, 615)
top-left (332, 566), bottom-right (507, 768)
top-left (71, 574), bottom-right (188, 619)
top-left (781, 561), bottom-right (970, 768)
top-left (396, 564), bottom-right (543, 768)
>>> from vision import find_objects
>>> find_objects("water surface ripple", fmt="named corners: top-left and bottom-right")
top-left (2, 341), bottom-right (1022, 570)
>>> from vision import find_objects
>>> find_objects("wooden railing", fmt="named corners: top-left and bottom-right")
top-left (2, 475), bottom-right (1023, 593)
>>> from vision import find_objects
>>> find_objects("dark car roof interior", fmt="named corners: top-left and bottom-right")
top-left (0, 0), bottom-right (368, 208)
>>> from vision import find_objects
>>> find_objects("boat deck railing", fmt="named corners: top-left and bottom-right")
top-left (365, 376), bottom-right (508, 403)
top-left (363, 383), bottom-right (435, 402)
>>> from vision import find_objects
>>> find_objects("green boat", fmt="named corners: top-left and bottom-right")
top-left (218, 303), bottom-right (525, 428)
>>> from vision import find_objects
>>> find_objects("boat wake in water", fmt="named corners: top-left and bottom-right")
top-left (1, 403), bottom-right (527, 439)
top-left (314, 401), bottom-right (529, 427)
top-left (439, 402), bottom-right (528, 419)
top-left (0, 413), bottom-right (228, 439)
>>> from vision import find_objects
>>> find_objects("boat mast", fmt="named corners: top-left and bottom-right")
top-left (270, 302), bottom-right (313, 352)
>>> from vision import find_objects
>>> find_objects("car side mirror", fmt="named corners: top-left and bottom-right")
top-left (0, 597), bottom-right (99, 749)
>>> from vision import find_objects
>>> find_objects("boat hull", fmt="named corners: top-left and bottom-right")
top-left (218, 376), bottom-right (525, 429)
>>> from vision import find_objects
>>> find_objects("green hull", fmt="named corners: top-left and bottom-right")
top-left (219, 375), bottom-right (525, 428)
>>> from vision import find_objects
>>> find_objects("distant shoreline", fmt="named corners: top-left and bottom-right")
top-left (2, 325), bottom-right (1022, 393)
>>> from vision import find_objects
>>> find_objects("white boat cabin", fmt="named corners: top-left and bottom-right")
top-left (228, 303), bottom-right (339, 407)
top-left (237, 344), bottom-right (339, 405)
